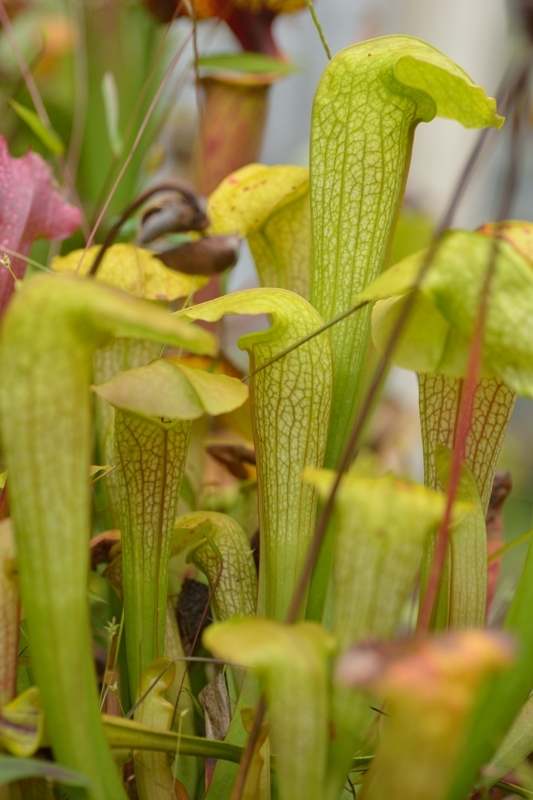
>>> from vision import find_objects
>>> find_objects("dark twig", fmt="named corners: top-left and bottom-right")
top-left (83, 26), bottom-right (194, 254)
top-left (87, 180), bottom-right (207, 277)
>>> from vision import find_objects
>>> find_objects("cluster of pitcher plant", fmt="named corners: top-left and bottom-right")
top-left (4, 3), bottom-right (533, 800)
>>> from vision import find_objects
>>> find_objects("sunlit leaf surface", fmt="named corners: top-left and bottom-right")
top-left (310, 36), bottom-right (502, 471)
top-left (208, 164), bottom-right (310, 296)
top-left (53, 243), bottom-right (208, 301)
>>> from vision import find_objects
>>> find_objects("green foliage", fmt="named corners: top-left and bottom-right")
top-left (305, 467), bottom-right (458, 799)
top-left (3, 16), bottom-right (533, 800)
top-left (310, 35), bottom-right (502, 472)
top-left (0, 275), bottom-right (214, 800)
top-left (8, 99), bottom-right (64, 156)
top-left (133, 659), bottom-right (181, 800)
top-left (338, 632), bottom-right (513, 800)
top-left (178, 511), bottom-right (258, 620)
top-left (93, 360), bottom-right (247, 700)
top-left (360, 229), bottom-right (533, 395)
top-left (307, 35), bottom-right (502, 621)
top-left (178, 288), bottom-right (333, 621)
top-left (205, 619), bottom-right (335, 800)
top-left (445, 538), bottom-right (533, 799)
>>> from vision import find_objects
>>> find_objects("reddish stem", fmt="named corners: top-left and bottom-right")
top-left (417, 325), bottom-right (483, 633)
top-left (417, 57), bottom-right (531, 633)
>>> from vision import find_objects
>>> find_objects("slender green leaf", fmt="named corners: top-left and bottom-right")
top-left (89, 465), bottom-right (111, 477)
top-left (445, 539), bottom-right (533, 800)
top-left (102, 714), bottom-right (243, 763)
top-left (88, 589), bottom-right (107, 605)
top-left (489, 529), bottom-right (533, 563)
top-left (101, 72), bottom-right (122, 157)
top-left (0, 755), bottom-right (92, 788)
top-left (484, 694), bottom-right (533, 788)
top-left (8, 100), bottom-right (65, 156)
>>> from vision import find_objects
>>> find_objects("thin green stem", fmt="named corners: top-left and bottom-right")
top-left (304, 0), bottom-right (332, 61)
top-left (0, 246), bottom-right (53, 275)
top-left (494, 780), bottom-right (533, 798)
top-left (99, 609), bottom-right (125, 711)
top-left (488, 529), bottom-right (533, 563)
top-left (86, 180), bottom-right (207, 277)
top-left (244, 299), bottom-right (368, 381)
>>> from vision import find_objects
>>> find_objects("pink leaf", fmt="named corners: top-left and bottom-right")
top-left (0, 137), bottom-right (82, 315)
